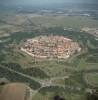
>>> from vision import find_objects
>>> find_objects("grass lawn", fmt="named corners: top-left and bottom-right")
top-left (31, 62), bottom-right (68, 77)
top-left (52, 79), bottom-right (65, 86)
top-left (84, 73), bottom-right (98, 87)
top-left (77, 57), bottom-right (98, 70)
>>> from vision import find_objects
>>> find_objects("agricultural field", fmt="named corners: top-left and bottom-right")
top-left (0, 13), bottom-right (98, 34)
top-left (84, 73), bottom-right (98, 87)
top-left (0, 13), bottom-right (98, 100)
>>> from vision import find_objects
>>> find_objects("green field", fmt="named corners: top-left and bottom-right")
top-left (84, 73), bottom-right (98, 87)
top-left (33, 86), bottom-right (86, 100)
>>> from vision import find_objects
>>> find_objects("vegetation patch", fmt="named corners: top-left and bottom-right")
top-left (84, 73), bottom-right (98, 87)
top-left (33, 86), bottom-right (86, 100)
top-left (1, 62), bottom-right (49, 79)
top-left (0, 67), bottom-right (41, 90)
top-left (86, 56), bottom-right (98, 63)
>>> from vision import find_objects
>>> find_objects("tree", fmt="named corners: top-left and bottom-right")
top-left (53, 95), bottom-right (65, 100)
top-left (87, 89), bottom-right (98, 100)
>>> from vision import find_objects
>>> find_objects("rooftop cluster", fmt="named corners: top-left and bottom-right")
top-left (21, 35), bottom-right (81, 60)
